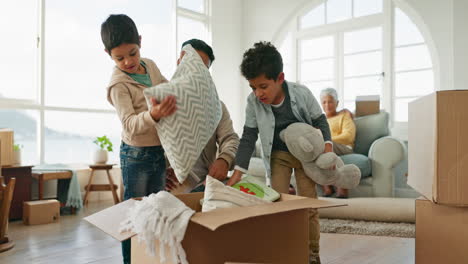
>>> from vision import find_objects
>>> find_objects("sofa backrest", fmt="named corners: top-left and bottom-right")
top-left (354, 111), bottom-right (390, 156)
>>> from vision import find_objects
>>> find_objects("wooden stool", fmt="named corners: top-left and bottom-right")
top-left (83, 164), bottom-right (119, 206)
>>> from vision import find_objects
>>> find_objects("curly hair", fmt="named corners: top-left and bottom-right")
top-left (240, 41), bottom-right (283, 80)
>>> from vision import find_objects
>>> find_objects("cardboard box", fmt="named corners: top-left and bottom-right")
top-left (85, 193), bottom-right (344, 264)
top-left (355, 95), bottom-right (380, 117)
top-left (416, 198), bottom-right (468, 264)
top-left (23, 199), bottom-right (60, 225)
top-left (408, 91), bottom-right (468, 206)
top-left (0, 129), bottom-right (14, 166)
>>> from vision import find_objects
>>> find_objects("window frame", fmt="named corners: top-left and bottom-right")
top-left (0, 0), bottom-right (212, 164)
top-left (275, 0), bottom-right (435, 140)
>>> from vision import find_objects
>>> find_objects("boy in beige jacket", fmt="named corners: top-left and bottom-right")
top-left (101, 14), bottom-right (176, 264)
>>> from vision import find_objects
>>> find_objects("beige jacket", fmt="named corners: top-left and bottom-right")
top-left (107, 58), bottom-right (167, 147)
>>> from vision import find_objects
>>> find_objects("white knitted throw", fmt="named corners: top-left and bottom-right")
top-left (119, 191), bottom-right (195, 264)
top-left (202, 176), bottom-right (271, 212)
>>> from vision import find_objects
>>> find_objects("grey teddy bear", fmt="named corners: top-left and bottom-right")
top-left (280, 123), bottom-right (361, 189)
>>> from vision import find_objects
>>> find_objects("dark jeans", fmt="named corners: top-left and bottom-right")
top-left (120, 142), bottom-right (166, 264)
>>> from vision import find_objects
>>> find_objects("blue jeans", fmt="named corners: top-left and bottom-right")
top-left (120, 142), bottom-right (166, 264)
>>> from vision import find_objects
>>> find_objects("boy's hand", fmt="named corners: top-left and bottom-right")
top-left (323, 142), bottom-right (336, 170)
top-left (150, 96), bottom-right (177, 121)
top-left (208, 158), bottom-right (229, 181)
top-left (226, 169), bottom-right (243, 186)
top-left (165, 167), bottom-right (181, 191)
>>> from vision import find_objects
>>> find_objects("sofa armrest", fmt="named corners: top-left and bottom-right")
top-left (368, 136), bottom-right (406, 197)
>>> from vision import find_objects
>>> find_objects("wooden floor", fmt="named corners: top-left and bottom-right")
top-left (0, 200), bottom-right (414, 264)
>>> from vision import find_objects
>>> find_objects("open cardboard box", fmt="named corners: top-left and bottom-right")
top-left (85, 192), bottom-right (345, 264)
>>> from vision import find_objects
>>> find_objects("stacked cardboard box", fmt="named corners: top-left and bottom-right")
top-left (0, 129), bottom-right (14, 166)
top-left (408, 91), bottom-right (468, 264)
top-left (85, 193), bottom-right (344, 264)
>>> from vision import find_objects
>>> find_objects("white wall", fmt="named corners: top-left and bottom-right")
top-left (453, 0), bottom-right (468, 90)
top-left (211, 0), bottom-right (244, 133)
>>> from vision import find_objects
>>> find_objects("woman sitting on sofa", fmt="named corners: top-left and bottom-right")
top-left (320, 87), bottom-right (356, 198)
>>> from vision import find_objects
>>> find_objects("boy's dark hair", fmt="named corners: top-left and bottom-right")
top-left (240, 41), bottom-right (283, 80)
top-left (101, 14), bottom-right (140, 54)
top-left (181, 39), bottom-right (215, 63)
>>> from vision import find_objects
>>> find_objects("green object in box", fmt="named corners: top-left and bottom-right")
top-left (232, 175), bottom-right (280, 201)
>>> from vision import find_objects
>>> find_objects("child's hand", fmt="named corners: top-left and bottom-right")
top-left (150, 96), bottom-right (177, 121)
top-left (208, 158), bottom-right (229, 181)
top-left (323, 142), bottom-right (336, 170)
top-left (226, 170), bottom-right (243, 186)
top-left (165, 167), bottom-right (180, 191)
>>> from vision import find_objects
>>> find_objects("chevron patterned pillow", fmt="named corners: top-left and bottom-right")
top-left (143, 44), bottom-right (222, 184)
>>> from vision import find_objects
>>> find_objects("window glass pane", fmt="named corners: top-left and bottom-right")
top-left (301, 81), bottom-right (334, 102)
top-left (344, 27), bottom-right (382, 54)
top-left (300, 59), bottom-right (334, 82)
top-left (344, 51), bottom-right (382, 77)
top-left (394, 97), bottom-right (417, 122)
top-left (343, 76), bottom-right (382, 101)
top-left (0, 109), bottom-right (39, 165)
top-left (178, 0), bottom-right (204, 13)
top-left (395, 70), bottom-right (434, 97)
top-left (300, 36), bottom-right (334, 60)
top-left (395, 45), bottom-right (432, 72)
top-left (395, 8), bottom-right (424, 46)
top-left (300, 3), bottom-right (325, 29)
top-left (0, 1), bottom-right (37, 101)
top-left (354, 0), bottom-right (383, 17)
top-left (327, 0), bottom-right (352, 23)
top-left (44, 0), bottom-right (174, 109)
top-left (177, 16), bottom-right (209, 55)
top-left (44, 111), bottom-right (121, 164)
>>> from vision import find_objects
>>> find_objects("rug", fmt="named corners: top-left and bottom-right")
top-left (319, 218), bottom-right (415, 238)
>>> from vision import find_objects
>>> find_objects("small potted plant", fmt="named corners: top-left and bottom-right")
top-left (13, 143), bottom-right (22, 165)
top-left (92, 135), bottom-right (113, 164)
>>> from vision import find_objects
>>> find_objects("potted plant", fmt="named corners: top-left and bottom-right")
top-left (13, 143), bottom-right (22, 165)
top-left (92, 135), bottom-right (113, 164)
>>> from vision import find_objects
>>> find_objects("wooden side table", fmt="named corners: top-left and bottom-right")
top-left (83, 164), bottom-right (120, 205)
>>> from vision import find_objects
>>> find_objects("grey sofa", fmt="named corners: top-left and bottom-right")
top-left (246, 111), bottom-right (412, 198)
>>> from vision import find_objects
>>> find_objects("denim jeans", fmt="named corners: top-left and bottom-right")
top-left (120, 142), bottom-right (166, 264)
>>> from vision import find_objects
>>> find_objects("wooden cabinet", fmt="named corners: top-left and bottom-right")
top-left (1, 165), bottom-right (33, 220)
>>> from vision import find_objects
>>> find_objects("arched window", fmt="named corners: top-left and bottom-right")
top-left (277, 0), bottom-right (434, 136)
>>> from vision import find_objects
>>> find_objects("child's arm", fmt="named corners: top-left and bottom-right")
top-left (110, 86), bottom-right (176, 136)
top-left (227, 97), bottom-right (258, 185)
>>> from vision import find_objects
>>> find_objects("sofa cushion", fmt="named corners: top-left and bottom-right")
top-left (143, 44), bottom-right (222, 184)
top-left (354, 111), bottom-right (389, 156)
top-left (340, 153), bottom-right (372, 178)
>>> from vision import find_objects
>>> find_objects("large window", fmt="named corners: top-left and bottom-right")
top-left (176, 0), bottom-right (211, 55)
top-left (279, 0), bottom-right (434, 133)
top-left (0, 0), bottom-right (211, 165)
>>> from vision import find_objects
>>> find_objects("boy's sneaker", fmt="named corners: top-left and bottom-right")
top-left (309, 256), bottom-right (321, 264)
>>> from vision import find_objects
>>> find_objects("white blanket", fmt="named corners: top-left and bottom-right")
top-left (202, 176), bottom-right (271, 212)
top-left (120, 191), bottom-right (195, 264)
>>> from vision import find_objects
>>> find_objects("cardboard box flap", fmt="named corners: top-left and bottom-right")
top-left (190, 194), bottom-right (345, 231)
top-left (84, 199), bottom-right (137, 241)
